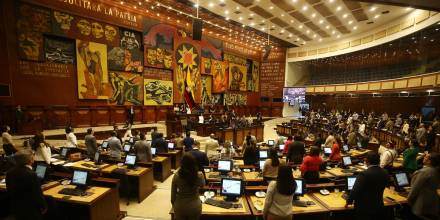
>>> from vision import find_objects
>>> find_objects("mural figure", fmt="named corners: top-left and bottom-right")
top-left (120, 29), bottom-right (140, 50)
top-left (53, 11), bottom-right (73, 31)
top-left (212, 60), bottom-right (227, 93)
top-left (91, 22), bottom-right (104, 39)
top-left (175, 42), bottom-right (200, 106)
top-left (201, 75), bottom-right (212, 105)
top-left (18, 32), bottom-right (43, 61)
top-left (144, 80), bottom-right (173, 105)
top-left (109, 72), bottom-right (142, 105)
top-left (145, 47), bottom-right (173, 69)
top-left (104, 25), bottom-right (117, 41)
top-left (229, 64), bottom-right (247, 91)
top-left (77, 19), bottom-right (91, 36)
top-left (44, 36), bottom-right (74, 64)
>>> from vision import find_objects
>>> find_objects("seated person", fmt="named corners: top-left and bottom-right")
top-left (379, 140), bottom-right (397, 171)
top-left (329, 137), bottom-right (342, 162)
top-left (2, 125), bottom-right (18, 156)
top-left (263, 148), bottom-right (286, 180)
top-left (221, 141), bottom-right (235, 159)
top-left (32, 133), bottom-right (51, 165)
top-left (299, 146), bottom-right (323, 183)
top-left (133, 132), bottom-right (152, 162)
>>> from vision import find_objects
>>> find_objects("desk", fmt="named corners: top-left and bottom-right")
top-left (69, 160), bottom-right (111, 172)
top-left (247, 194), bottom-right (328, 219)
top-left (158, 150), bottom-right (183, 169)
top-left (242, 172), bottom-right (264, 183)
top-left (152, 156), bottom-right (172, 182)
top-left (0, 179), bottom-right (59, 192)
top-left (326, 167), bottom-right (362, 177)
top-left (101, 165), bottom-right (155, 203)
top-left (44, 185), bottom-right (120, 220)
top-left (205, 171), bottom-right (243, 183)
top-left (349, 149), bottom-right (371, 157)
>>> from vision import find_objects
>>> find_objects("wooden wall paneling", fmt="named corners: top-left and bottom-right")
top-left (21, 106), bottom-right (45, 134)
top-left (271, 106), bottom-right (283, 117)
top-left (236, 129), bottom-right (244, 146)
top-left (260, 106), bottom-right (271, 117)
top-left (110, 107), bottom-right (127, 125)
top-left (92, 107), bottom-right (110, 126)
top-left (144, 107), bottom-right (156, 123)
top-left (48, 106), bottom-right (70, 129)
top-left (156, 107), bottom-right (169, 121)
top-left (71, 107), bottom-right (92, 128)
top-left (134, 108), bottom-right (142, 124)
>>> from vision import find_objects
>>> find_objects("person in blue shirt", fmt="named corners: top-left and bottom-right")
top-left (183, 131), bottom-right (194, 152)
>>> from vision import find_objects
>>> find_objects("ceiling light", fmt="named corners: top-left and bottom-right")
top-left (250, 13), bottom-right (254, 17)
top-left (313, 34), bottom-right (317, 38)
top-left (292, 0), bottom-right (297, 2)
top-left (120, 1), bottom-right (124, 4)
top-left (290, 20), bottom-right (294, 23)
top-left (239, 17), bottom-right (243, 20)
top-left (194, 3), bottom-right (199, 8)
top-left (405, 7), bottom-right (412, 11)
top-left (343, 14), bottom-right (348, 18)
top-left (319, 20), bottom-right (324, 24)
top-left (348, 20), bottom-right (353, 24)
top-left (325, 25), bottom-right (330, 29)
top-left (328, 0), bottom-right (334, 3)
top-left (312, 13), bottom-right (316, 18)
top-left (208, 2), bottom-right (214, 7)
top-left (370, 6), bottom-right (377, 12)
top-left (336, 6), bottom-right (342, 11)
top-left (299, 25), bottom-right (303, 29)
top-left (236, 6), bottom-right (240, 10)
top-left (225, 10), bottom-right (229, 14)
top-left (332, 30), bottom-right (336, 34)
top-left (281, 14), bottom-right (285, 17)
top-left (272, 25), bottom-right (275, 28)
top-left (262, 27), bottom-right (265, 30)
top-left (296, 38), bottom-right (300, 41)
top-left (281, 29), bottom-right (285, 33)
top-left (302, 6), bottom-right (308, 11)
top-left (250, 22), bottom-right (255, 26)
top-left (269, 6), bottom-right (274, 10)
top-left (306, 30), bottom-right (310, 33)
top-left (374, 14), bottom-right (380, 19)
top-left (319, 38), bottom-right (323, 42)
top-left (337, 34), bottom-right (341, 38)
top-left (225, 17), bottom-right (229, 20)
top-left (289, 34), bottom-right (293, 37)
top-left (353, 26), bottom-right (358, 30)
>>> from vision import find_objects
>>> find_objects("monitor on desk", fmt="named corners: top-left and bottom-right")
top-left (346, 176), bottom-right (357, 191)
top-left (294, 179), bottom-right (305, 196)
top-left (279, 144), bottom-right (284, 151)
top-left (60, 147), bottom-right (69, 158)
top-left (342, 145), bottom-right (349, 152)
top-left (93, 152), bottom-right (101, 165)
top-left (123, 143), bottom-right (132, 152)
top-left (72, 170), bottom-right (88, 188)
top-left (35, 164), bottom-right (47, 180)
top-left (101, 141), bottom-right (109, 149)
top-left (357, 142), bottom-right (362, 148)
top-left (342, 156), bottom-right (352, 167)
top-left (125, 154), bottom-right (136, 167)
top-left (267, 140), bottom-right (275, 146)
top-left (323, 147), bottom-right (332, 156)
top-left (394, 172), bottom-right (410, 190)
top-left (151, 147), bottom-right (157, 156)
top-left (168, 142), bottom-right (175, 150)
top-left (259, 160), bottom-right (266, 171)
top-left (218, 160), bottom-right (233, 173)
top-left (259, 150), bottom-right (268, 159)
top-left (129, 137), bottom-right (134, 144)
top-left (221, 178), bottom-right (242, 201)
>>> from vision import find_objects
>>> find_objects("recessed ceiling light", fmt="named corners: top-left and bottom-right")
top-left (250, 13), bottom-right (254, 17)
top-left (239, 17), bottom-right (243, 20)
top-left (236, 6), bottom-right (240, 10)
top-left (337, 34), bottom-right (341, 38)
top-left (336, 6), bottom-right (342, 11)
top-left (332, 30), bottom-right (336, 34)
top-left (328, 0), bottom-right (334, 3)
top-left (302, 5), bottom-right (308, 11)
top-left (225, 10), bottom-right (229, 14)
top-left (289, 34), bottom-right (293, 37)
top-left (281, 14), bottom-right (285, 17)
top-left (313, 34), bottom-right (317, 38)
top-left (374, 14), bottom-right (380, 19)
top-left (272, 25), bottom-right (275, 28)
top-left (281, 29), bottom-right (285, 33)
top-left (208, 2), bottom-right (214, 7)
top-left (269, 6), bottom-right (274, 10)
top-left (343, 14), bottom-right (348, 18)
top-left (319, 38), bottom-right (322, 42)
top-left (290, 20), bottom-right (294, 23)
top-left (348, 20), bottom-right (353, 24)
top-left (312, 13), bottom-right (316, 18)
top-left (296, 37), bottom-right (300, 41)
top-left (353, 26), bottom-right (358, 30)
top-left (262, 27), bottom-right (265, 30)
top-left (405, 7), bottom-right (412, 11)
top-left (225, 17), bottom-right (229, 20)
top-left (319, 20), bottom-right (324, 24)
top-left (299, 25), bottom-right (303, 29)
top-left (306, 30), bottom-right (310, 33)
top-left (250, 22), bottom-right (255, 26)
top-left (370, 6), bottom-right (377, 12)
top-left (325, 25), bottom-right (330, 29)
top-left (194, 3), bottom-right (199, 8)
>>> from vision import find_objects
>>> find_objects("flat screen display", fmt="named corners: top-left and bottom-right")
top-left (101, 141), bottom-right (109, 148)
top-left (295, 179), bottom-right (304, 195)
top-left (395, 172), bottom-right (409, 187)
top-left (61, 148), bottom-right (68, 157)
top-left (124, 144), bottom-right (131, 152)
top-left (324, 147), bottom-right (332, 155)
top-left (347, 176), bottom-right (357, 191)
top-left (35, 164), bottom-right (47, 179)
top-left (267, 140), bottom-right (274, 145)
top-left (279, 144), bottom-right (284, 151)
top-left (221, 179), bottom-right (241, 196)
top-left (342, 156), bottom-right (352, 166)
top-left (218, 160), bottom-right (232, 172)
top-left (343, 145), bottom-right (349, 152)
top-left (283, 87), bottom-right (306, 104)
top-left (259, 160), bottom-right (265, 170)
top-left (72, 170), bottom-right (88, 186)
top-left (125, 155), bottom-right (136, 166)
top-left (259, 150), bottom-right (268, 159)
top-left (168, 142), bottom-right (175, 149)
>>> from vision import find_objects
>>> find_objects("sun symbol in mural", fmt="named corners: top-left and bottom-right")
top-left (177, 44), bottom-right (197, 70)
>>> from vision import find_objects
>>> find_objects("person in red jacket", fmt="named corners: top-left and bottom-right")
top-left (300, 146), bottom-right (323, 183)
top-left (329, 137), bottom-right (342, 162)
top-left (283, 136), bottom-right (292, 154)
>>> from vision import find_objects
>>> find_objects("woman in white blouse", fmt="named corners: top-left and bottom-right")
top-left (263, 165), bottom-right (297, 220)
top-left (32, 132), bottom-right (51, 164)
top-left (65, 127), bottom-right (77, 148)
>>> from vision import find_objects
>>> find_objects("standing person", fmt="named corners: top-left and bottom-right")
top-left (204, 133), bottom-right (219, 157)
top-left (425, 125), bottom-right (435, 153)
top-left (150, 127), bottom-right (158, 141)
top-left (190, 144), bottom-right (209, 171)
top-left (299, 146), bottom-right (323, 183)
top-left (324, 131), bottom-right (336, 148)
top-left (403, 139), bottom-right (420, 173)
top-left (283, 136), bottom-right (293, 154)
top-left (286, 136), bottom-right (305, 164)
top-left (6, 150), bottom-right (47, 220)
top-left (408, 153), bottom-right (440, 220)
top-left (153, 133), bottom-right (168, 154)
top-left (171, 153), bottom-right (205, 220)
top-left (65, 126), bottom-right (77, 148)
top-left (2, 125), bottom-right (18, 156)
top-left (263, 165), bottom-right (297, 220)
top-left (133, 132), bottom-right (152, 162)
top-left (345, 152), bottom-right (389, 220)
top-left (183, 131), bottom-right (195, 152)
top-left (127, 105), bottom-right (134, 127)
top-left (32, 133), bottom-right (51, 165)
top-left (263, 148), bottom-right (286, 180)
top-left (108, 131), bottom-right (122, 160)
top-left (329, 137), bottom-right (342, 162)
top-left (379, 140), bottom-right (398, 171)
top-left (221, 141), bottom-right (235, 159)
top-left (243, 141), bottom-right (258, 165)
top-left (84, 128), bottom-right (97, 159)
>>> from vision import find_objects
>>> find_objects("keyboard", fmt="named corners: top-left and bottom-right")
top-left (205, 198), bottom-right (233, 209)
top-left (341, 169), bottom-right (358, 173)
top-left (292, 200), bottom-right (308, 207)
top-left (397, 191), bottom-right (409, 197)
top-left (341, 193), bottom-right (349, 200)
top-left (59, 188), bottom-right (86, 196)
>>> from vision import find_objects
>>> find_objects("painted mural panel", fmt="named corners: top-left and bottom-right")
top-left (201, 75), bottom-right (212, 105)
top-left (44, 36), bottom-right (75, 64)
top-left (144, 79), bottom-right (173, 106)
top-left (212, 60), bottom-right (228, 93)
top-left (108, 72), bottom-right (143, 105)
top-left (174, 38), bottom-right (201, 103)
top-left (144, 47), bottom-right (173, 69)
top-left (224, 93), bottom-right (247, 106)
top-left (229, 63), bottom-right (247, 91)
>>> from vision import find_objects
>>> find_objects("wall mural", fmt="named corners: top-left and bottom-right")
top-left (144, 47), bottom-right (173, 69)
top-left (200, 37), bottom-right (223, 60)
top-left (18, 31), bottom-right (44, 61)
top-left (211, 94), bottom-right (224, 105)
top-left (224, 93), bottom-right (247, 106)
top-left (17, 3), bottom-right (52, 33)
top-left (143, 22), bottom-right (175, 50)
top-left (76, 40), bottom-right (108, 99)
top-left (212, 59), bottom-right (228, 93)
top-left (108, 72), bottom-right (143, 105)
top-left (174, 38), bottom-right (201, 103)
top-left (144, 79), bottom-right (173, 105)
top-left (44, 36), bottom-right (75, 64)
top-left (229, 63), bottom-right (247, 91)
top-left (251, 60), bottom-right (260, 92)
top-left (224, 53), bottom-right (247, 66)
top-left (201, 57), bottom-right (212, 75)
top-left (201, 75), bottom-right (212, 105)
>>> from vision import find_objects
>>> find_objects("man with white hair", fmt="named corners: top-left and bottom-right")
top-left (204, 133), bottom-right (219, 157)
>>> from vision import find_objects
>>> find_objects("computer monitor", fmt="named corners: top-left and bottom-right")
top-left (394, 172), bottom-right (410, 191)
top-left (294, 179), bottom-right (305, 197)
top-left (218, 160), bottom-right (233, 173)
top-left (168, 142), bottom-right (175, 150)
top-left (72, 170), bottom-right (88, 188)
top-left (346, 176), bottom-right (357, 192)
top-left (259, 150), bottom-right (268, 159)
top-left (101, 141), bottom-right (109, 149)
top-left (357, 142), bottom-right (362, 148)
top-left (221, 178), bottom-right (242, 201)
top-left (343, 145), bottom-right (349, 152)
top-left (342, 156), bottom-right (352, 167)
top-left (35, 164), bottom-right (47, 180)
top-left (125, 154), bottom-right (136, 168)
top-left (60, 147), bottom-right (69, 158)
top-left (151, 147), bottom-right (156, 156)
top-left (267, 140), bottom-right (275, 146)
top-left (129, 137), bottom-right (134, 144)
top-left (259, 160), bottom-right (266, 170)
top-left (324, 147), bottom-right (332, 156)
top-left (93, 152), bottom-right (101, 165)
top-left (279, 144), bottom-right (284, 151)
top-left (123, 143), bottom-right (131, 152)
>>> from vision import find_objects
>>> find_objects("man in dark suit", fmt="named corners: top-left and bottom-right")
top-left (152, 133), bottom-right (168, 154)
top-left (286, 136), bottom-right (305, 164)
top-left (183, 131), bottom-right (195, 152)
top-left (190, 143), bottom-right (209, 171)
top-left (6, 150), bottom-right (47, 220)
top-left (345, 152), bottom-right (389, 220)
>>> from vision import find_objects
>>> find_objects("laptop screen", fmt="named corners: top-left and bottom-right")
top-left (395, 172), bottom-right (409, 187)
top-left (125, 154), bottom-right (136, 166)
top-left (342, 156), bottom-right (352, 166)
top-left (279, 144), bottom-right (284, 151)
top-left (35, 164), bottom-right (47, 179)
top-left (72, 170), bottom-right (88, 186)
top-left (347, 176), bottom-right (357, 191)
top-left (168, 142), bottom-right (175, 149)
top-left (151, 147), bottom-right (156, 155)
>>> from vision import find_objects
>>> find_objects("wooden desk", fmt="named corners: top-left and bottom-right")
top-left (158, 149), bottom-right (183, 169)
top-left (101, 165), bottom-right (155, 203)
top-left (152, 156), bottom-right (172, 182)
top-left (247, 194), bottom-right (328, 217)
top-left (69, 160), bottom-right (111, 172)
top-left (242, 172), bottom-right (263, 183)
top-left (326, 167), bottom-right (362, 177)
top-left (205, 171), bottom-right (243, 183)
top-left (0, 179), bottom-right (59, 192)
top-left (44, 185), bottom-right (120, 220)
top-left (349, 149), bottom-right (371, 157)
